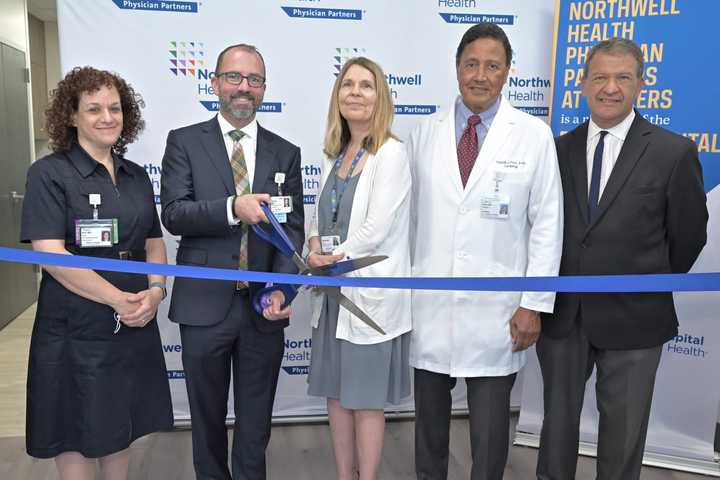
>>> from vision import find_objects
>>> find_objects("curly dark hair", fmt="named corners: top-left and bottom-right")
top-left (45, 66), bottom-right (145, 155)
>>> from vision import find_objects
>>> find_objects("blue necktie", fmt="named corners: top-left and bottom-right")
top-left (588, 130), bottom-right (609, 222)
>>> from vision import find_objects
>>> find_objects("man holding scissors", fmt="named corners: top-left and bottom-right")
top-left (408, 23), bottom-right (563, 479)
top-left (160, 44), bottom-right (304, 480)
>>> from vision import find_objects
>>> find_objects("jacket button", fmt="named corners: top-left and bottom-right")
top-left (581, 243), bottom-right (588, 249)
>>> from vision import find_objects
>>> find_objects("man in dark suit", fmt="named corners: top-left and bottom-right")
top-left (536, 38), bottom-right (708, 480)
top-left (160, 44), bottom-right (304, 480)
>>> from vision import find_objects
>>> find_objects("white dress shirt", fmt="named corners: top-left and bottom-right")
top-left (586, 110), bottom-right (635, 198)
top-left (216, 113), bottom-right (258, 224)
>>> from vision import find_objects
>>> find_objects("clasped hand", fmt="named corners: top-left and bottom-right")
top-left (112, 288), bottom-right (164, 327)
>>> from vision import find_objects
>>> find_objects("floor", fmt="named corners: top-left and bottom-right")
top-left (0, 306), bottom-right (714, 479)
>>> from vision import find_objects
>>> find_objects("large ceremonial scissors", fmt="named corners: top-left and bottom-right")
top-left (250, 203), bottom-right (388, 335)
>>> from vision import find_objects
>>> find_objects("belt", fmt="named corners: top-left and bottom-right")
top-left (118, 249), bottom-right (146, 261)
top-left (65, 246), bottom-right (146, 261)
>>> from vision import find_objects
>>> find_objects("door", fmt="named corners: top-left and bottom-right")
top-left (0, 42), bottom-right (38, 330)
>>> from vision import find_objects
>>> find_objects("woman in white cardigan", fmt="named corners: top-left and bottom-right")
top-left (306, 57), bottom-right (412, 480)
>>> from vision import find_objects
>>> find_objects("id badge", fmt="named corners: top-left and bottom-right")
top-left (270, 196), bottom-right (292, 223)
top-left (75, 218), bottom-right (118, 247)
top-left (479, 194), bottom-right (510, 219)
top-left (320, 235), bottom-right (341, 254)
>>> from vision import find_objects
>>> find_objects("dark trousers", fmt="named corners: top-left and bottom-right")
top-left (180, 293), bottom-right (284, 480)
top-left (414, 368), bottom-right (516, 480)
top-left (536, 324), bottom-right (662, 480)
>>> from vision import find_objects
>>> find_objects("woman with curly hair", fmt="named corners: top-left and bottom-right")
top-left (20, 66), bottom-right (172, 479)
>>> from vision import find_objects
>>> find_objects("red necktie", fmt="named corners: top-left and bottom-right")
top-left (457, 114), bottom-right (482, 187)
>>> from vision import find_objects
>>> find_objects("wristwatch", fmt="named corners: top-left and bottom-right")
top-left (148, 281), bottom-right (167, 300)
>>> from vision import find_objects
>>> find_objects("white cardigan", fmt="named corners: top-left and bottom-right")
top-left (308, 137), bottom-right (412, 344)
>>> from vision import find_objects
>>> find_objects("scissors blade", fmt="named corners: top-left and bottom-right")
top-left (291, 253), bottom-right (310, 274)
top-left (321, 287), bottom-right (386, 335)
top-left (307, 255), bottom-right (388, 277)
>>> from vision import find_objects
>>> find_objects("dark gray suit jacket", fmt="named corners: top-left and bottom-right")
top-left (160, 116), bottom-right (304, 332)
top-left (542, 113), bottom-right (708, 349)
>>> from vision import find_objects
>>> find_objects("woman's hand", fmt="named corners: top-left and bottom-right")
top-left (307, 251), bottom-right (345, 269)
top-left (113, 288), bottom-right (163, 327)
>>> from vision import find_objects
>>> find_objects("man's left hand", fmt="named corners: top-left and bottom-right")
top-left (262, 290), bottom-right (292, 321)
top-left (510, 307), bottom-right (541, 352)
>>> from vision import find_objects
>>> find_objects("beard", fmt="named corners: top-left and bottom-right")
top-left (219, 92), bottom-right (259, 121)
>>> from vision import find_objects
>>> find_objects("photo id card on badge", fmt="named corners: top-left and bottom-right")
top-left (320, 235), bottom-right (341, 254)
top-left (479, 194), bottom-right (510, 219)
top-left (270, 196), bottom-right (292, 223)
top-left (75, 218), bottom-right (118, 247)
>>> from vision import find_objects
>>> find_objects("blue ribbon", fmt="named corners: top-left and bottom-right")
top-left (1, 246), bottom-right (719, 292)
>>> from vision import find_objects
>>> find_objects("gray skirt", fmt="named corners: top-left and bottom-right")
top-left (307, 290), bottom-right (411, 410)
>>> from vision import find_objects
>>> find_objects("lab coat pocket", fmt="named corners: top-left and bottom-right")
top-left (493, 169), bottom-right (532, 217)
top-left (487, 263), bottom-right (523, 313)
top-left (354, 287), bottom-right (386, 329)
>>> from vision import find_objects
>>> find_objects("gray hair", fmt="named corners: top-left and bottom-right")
top-left (584, 37), bottom-right (644, 78)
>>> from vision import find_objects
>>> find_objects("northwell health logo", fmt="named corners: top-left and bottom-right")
top-left (281, 337), bottom-right (312, 375)
top-left (167, 41), bottom-right (283, 114)
top-left (334, 47), bottom-right (367, 76)
top-left (169, 41), bottom-right (205, 77)
top-left (333, 47), bottom-right (437, 115)
top-left (666, 333), bottom-right (708, 358)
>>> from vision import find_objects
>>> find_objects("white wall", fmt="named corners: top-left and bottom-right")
top-left (0, 0), bottom-right (29, 50)
top-left (0, 0), bottom-right (37, 162)
top-left (44, 20), bottom-right (59, 92)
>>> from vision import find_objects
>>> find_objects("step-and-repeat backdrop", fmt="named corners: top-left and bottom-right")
top-left (57, 0), bottom-right (555, 418)
top-left (56, 0), bottom-right (719, 472)
top-left (517, 0), bottom-right (720, 472)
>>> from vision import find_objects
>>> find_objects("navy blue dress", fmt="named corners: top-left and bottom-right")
top-left (20, 143), bottom-right (173, 458)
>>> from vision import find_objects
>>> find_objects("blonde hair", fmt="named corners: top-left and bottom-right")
top-left (323, 57), bottom-right (397, 158)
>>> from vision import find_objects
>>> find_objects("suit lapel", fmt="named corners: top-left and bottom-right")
top-left (588, 114), bottom-right (651, 229)
top-left (253, 124), bottom-right (277, 193)
top-left (567, 123), bottom-right (590, 225)
top-left (200, 117), bottom-right (236, 195)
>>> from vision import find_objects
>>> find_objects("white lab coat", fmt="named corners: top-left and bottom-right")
top-left (308, 138), bottom-right (412, 344)
top-left (408, 96), bottom-right (563, 377)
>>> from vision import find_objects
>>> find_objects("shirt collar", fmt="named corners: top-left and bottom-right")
top-left (456, 94), bottom-right (501, 129)
top-left (217, 112), bottom-right (257, 141)
top-left (588, 110), bottom-right (635, 142)
top-left (66, 142), bottom-right (133, 178)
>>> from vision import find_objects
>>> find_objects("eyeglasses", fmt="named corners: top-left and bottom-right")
top-left (216, 71), bottom-right (265, 87)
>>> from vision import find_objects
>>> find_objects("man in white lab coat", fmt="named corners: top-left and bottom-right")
top-left (408, 23), bottom-right (563, 480)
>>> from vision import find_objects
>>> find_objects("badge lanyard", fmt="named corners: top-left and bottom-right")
top-left (89, 193), bottom-right (101, 219)
top-left (330, 147), bottom-right (365, 226)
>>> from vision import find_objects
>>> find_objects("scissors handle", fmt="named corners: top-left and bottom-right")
top-left (250, 203), bottom-right (296, 258)
top-left (252, 283), bottom-right (298, 315)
